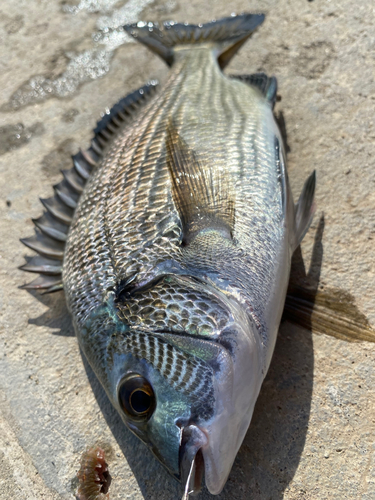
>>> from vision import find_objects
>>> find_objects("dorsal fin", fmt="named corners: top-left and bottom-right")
top-left (91, 81), bottom-right (158, 155)
top-left (124, 14), bottom-right (265, 69)
top-left (165, 123), bottom-right (235, 246)
top-left (20, 82), bottom-right (159, 294)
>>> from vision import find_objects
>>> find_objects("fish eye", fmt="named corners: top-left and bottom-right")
top-left (118, 374), bottom-right (156, 420)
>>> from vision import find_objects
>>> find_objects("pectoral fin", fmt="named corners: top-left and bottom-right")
top-left (166, 123), bottom-right (235, 245)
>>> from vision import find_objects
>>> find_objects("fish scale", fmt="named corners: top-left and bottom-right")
top-left (21, 14), bottom-right (317, 498)
top-left (116, 276), bottom-right (231, 337)
top-left (65, 51), bottom-right (282, 332)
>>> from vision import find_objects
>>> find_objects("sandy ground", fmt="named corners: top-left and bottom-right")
top-left (0, 0), bottom-right (375, 499)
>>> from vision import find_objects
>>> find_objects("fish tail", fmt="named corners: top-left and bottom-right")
top-left (124, 14), bottom-right (265, 68)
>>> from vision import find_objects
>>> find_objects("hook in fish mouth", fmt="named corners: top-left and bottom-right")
top-left (179, 424), bottom-right (207, 499)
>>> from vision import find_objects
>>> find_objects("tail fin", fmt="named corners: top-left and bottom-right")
top-left (124, 14), bottom-right (265, 68)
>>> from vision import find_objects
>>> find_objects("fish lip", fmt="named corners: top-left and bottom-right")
top-left (179, 424), bottom-right (208, 496)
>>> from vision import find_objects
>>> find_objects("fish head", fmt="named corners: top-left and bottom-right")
top-left (82, 277), bottom-right (264, 495)
top-left (108, 345), bottom-right (206, 479)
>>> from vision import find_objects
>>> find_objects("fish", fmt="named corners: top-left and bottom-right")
top-left (20, 13), bottom-right (318, 497)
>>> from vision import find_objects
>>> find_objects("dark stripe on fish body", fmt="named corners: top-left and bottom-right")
top-left (175, 360), bottom-right (188, 389)
top-left (182, 363), bottom-right (199, 393)
top-left (138, 334), bottom-right (147, 359)
top-left (274, 136), bottom-right (286, 215)
top-left (109, 70), bottom-right (181, 215)
top-left (192, 373), bottom-right (207, 397)
top-left (176, 365), bottom-right (191, 391)
top-left (157, 341), bottom-right (165, 371)
top-left (170, 364), bottom-right (180, 385)
top-left (147, 335), bottom-right (155, 365)
top-left (163, 344), bottom-right (174, 378)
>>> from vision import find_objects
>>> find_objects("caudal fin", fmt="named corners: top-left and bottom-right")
top-left (124, 14), bottom-right (265, 68)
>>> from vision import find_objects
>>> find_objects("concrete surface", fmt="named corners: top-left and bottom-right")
top-left (1, 0), bottom-right (375, 499)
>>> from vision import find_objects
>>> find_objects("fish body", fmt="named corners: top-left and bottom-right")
top-left (21, 14), bottom-right (315, 497)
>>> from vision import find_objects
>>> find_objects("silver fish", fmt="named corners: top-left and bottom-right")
top-left (21, 14), bottom-right (316, 497)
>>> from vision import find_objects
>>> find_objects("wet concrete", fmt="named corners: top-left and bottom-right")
top-left (1, 0), bottom-right (375, 499)
top-left (1, 0), bottom-right (154, 111)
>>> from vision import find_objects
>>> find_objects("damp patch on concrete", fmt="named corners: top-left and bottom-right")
top-left (294, 41), bottom-right (335, 79)
top-left (4, 14), bottom-right (25, 35)
top-left (1, 50), bottom-right (113, 112)
top-left (0, 122), bottom-right (45, 155)
top-left (61, 108), bottom-right (80, 123)
top-left (1, 0), bottom-right (154, 111)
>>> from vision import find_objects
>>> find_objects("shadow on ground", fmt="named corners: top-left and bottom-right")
top-left (25, 287), bottom-right (74, 336)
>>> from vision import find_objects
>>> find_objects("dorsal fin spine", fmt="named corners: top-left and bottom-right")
top-left (20, 82), bottom-right (159, 293)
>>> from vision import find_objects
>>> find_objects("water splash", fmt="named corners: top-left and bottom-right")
top-left (62, 0), bottom-right (121, 15)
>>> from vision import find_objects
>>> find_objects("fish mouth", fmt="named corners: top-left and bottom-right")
top-left (179, 424), bottom-right (208, 499)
